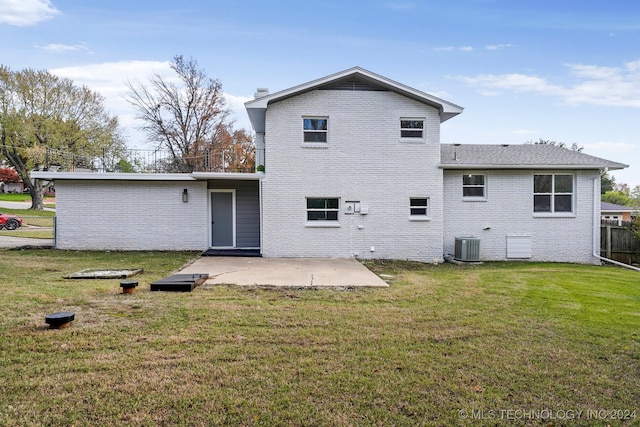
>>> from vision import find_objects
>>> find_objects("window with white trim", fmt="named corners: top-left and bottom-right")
top-left (463, 174), bottom-right (485, 198)
top-left (533, 174), bottom-right (573, 213)
top-left (410, 197), bottom-right (429, 217)
top-left (306, 198), bottom-right (339, 221)
top-left (400, 119), bottom-right (424, 139)
top-left (303, 118), bottom-right (328, 143)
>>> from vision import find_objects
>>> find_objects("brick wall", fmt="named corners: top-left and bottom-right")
top-left (443, 169), bottom-right (600, 264)
top-left (261, 89), bottom-right (444, 261)
top-left (55, 180), bottom-right (208, 250)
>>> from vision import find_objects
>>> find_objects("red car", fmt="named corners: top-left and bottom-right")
top-left (0, 213), bottom-right (22, 230)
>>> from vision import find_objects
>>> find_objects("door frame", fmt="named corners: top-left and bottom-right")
top-left (209, 189), bottom-right (236, 248)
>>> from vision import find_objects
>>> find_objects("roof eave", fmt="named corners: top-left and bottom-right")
top-left (438, 164), bottom-right (627, 170)
top-left (244, 67), bottom-right (464, 132)
top-left (190, 172), bottom-right (263, 180)
top-left (30, 172), bottom-right (264, 181)
top-left (30, 172), bottom-right (197, 181)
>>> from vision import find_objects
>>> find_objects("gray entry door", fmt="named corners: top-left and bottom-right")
top-left (211, 191), bottom-right (234, 247)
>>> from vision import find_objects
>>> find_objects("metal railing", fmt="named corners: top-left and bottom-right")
top-left (40, 147), bottom-right (254, 174)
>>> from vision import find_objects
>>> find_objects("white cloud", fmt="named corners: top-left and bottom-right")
top-left (37, 42), bottom-right (89, 53)
top-left (0, 0), bottom-right (59, 26)
top-left (484, 43), bottom-right (513, 50)
top-left (455, 58), bottom-right (640, 108)
top-left (224, 93), bottom-right (253, 131)
top-left (436, 44), bottom-right (512, 53)
top-left (434, 46), bottom-right (473, 52)
top-left (562, 61), bottom-right (640, 107)
top-left (457, 73), bottom-right (564, 95)
top-left (51, 61), bottom-right (176, 145)
top-left (50, 60), bottom-right (254, 145)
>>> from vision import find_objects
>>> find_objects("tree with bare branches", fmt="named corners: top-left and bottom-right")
top-left (126, 55), bottom-right (239, 172)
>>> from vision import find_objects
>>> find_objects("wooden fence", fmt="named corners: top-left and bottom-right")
top-left (600, 223), bottom-right (640, 265)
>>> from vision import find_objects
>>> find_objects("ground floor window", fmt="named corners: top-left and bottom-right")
top-left (533, 174), bottom-right (573, 213)
top-left (306, 198), bottom-right (339, 221)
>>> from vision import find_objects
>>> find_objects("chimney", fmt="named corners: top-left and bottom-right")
top-left (254, 88), bottom-right (269, 99)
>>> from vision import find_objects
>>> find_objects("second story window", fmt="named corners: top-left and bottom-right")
top-left (400, 119), bottom-right (424, 139)
top-left (410, 197), bottom-right (430, 217)
top-left (303, 117), bottom-right (328, 143)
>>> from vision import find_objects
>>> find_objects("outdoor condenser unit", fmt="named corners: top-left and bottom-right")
top-left (454, 237), bottom-right (480, 262)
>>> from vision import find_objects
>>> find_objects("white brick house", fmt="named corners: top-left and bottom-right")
top-left (31, 67), bottom-right (628, 264)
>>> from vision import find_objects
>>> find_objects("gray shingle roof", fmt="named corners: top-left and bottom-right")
top-left (601, 202), bottom-right (634, 211)
top-left (440, 144), bottom-right (628, 170)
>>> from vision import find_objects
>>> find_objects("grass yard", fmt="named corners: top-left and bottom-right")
top-left (0, 194), bottom-right (31, 202)
top-left (0, 251), bottom-right (638, 426)
top-left (0, 193), bottom-right (56, 209)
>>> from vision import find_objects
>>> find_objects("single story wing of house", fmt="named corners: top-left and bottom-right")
top-left (31, 67), bottom-right (629, 264)
top-left (601, 201), bottom-right (637, 225)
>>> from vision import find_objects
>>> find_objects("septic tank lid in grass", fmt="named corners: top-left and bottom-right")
top-left (45, 311), bottom-right (75, 329)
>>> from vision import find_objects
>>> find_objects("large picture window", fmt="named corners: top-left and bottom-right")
top-left (533, 174), bottom-right (573, 213)
top-left (306, 198), bottom-right (339, 221)
top-left (303, 118), bottom-right (328, 143)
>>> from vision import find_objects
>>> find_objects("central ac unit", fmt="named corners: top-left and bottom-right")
top-left (454, 237), bottom-right (480, 262)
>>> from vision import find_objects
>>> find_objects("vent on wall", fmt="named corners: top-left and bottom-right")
top-left (318, 78), bottom-right (387, 92)
top-left (506, 235), bottom-right (532, 259)
top-left (454, 237), bottom-right (480, 262)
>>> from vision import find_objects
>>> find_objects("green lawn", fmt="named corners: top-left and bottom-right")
top-left (0, 193), bottom-right (31, 202)
top-left (0, 251), bottom-right (638, 426)
top-left (0, 193), bottom-right (56, 209)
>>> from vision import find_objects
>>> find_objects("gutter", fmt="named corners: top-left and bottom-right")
top-left (439, 164), bottom-right (625, 170)
top-left (592, 177), bottom-right (640, 273)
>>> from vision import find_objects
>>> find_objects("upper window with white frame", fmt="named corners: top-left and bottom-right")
top-left (306, 198), bottom-right (339, 221)
top-left (410, 197), bottom-right (430, 218)
top-left (400, 119), bottom-right (425, 139)
top-left (463, 174), bottom-right (486, 198)
top-left (303, 117), bottom-right (328, 143)
top-left (533, 174), bottom-right (574, 213)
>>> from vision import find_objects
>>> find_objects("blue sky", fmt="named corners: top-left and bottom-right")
top-left (1, 0), bottom-right (640, 186)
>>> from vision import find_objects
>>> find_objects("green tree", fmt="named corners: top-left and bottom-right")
top-left (629, 185), bottom-right (640, 202)
top-left (114, 158), bottom-right (137, 173)
top-left (601, 190), bottom-right (633, 206)
top-left (0, 65), bottom-right (125, 209)
top-left (632, 218), bottom-right (640, 241)
top-left (600, 171), bottom-right (615, 194)
top-left (526, 138), bottom-right (584, 152)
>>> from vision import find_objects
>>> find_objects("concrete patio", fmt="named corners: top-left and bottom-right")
top-left (178, 257), bottom-right (389, 288)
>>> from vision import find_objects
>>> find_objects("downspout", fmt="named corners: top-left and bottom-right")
top-left (592, 176), bottom-right (640, 272)
top-left (259, 173), bottom-right (264, 257)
